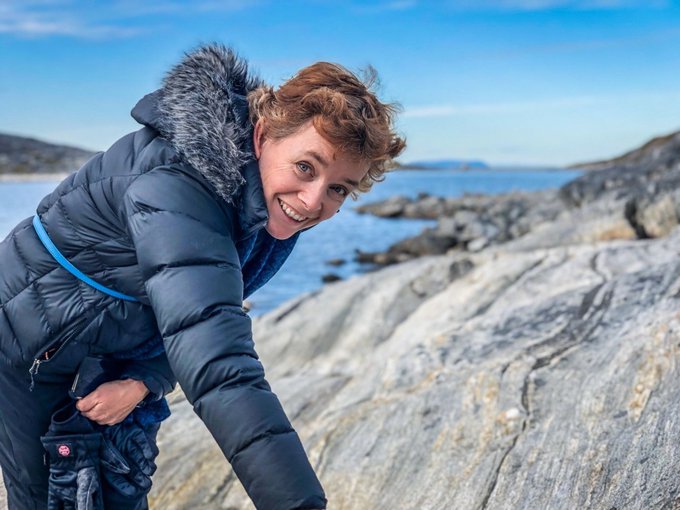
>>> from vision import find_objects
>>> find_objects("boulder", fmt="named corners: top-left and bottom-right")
top-left (625, 191), bottom-right (680, 239)
top-left (354, 195), bottom-right (413, 217)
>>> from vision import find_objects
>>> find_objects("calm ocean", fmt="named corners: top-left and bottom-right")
top-left (0, 168), bottom-right (580, 315)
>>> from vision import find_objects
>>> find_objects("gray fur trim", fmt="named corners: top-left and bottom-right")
top-left (156, 44), bottom-right (264, 204)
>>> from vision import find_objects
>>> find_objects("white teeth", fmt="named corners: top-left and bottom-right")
top-left (279, 199), bottom-right (307, 222)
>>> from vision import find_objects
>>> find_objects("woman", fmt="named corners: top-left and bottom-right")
top-left (0, 44), bottom-right (404, 510)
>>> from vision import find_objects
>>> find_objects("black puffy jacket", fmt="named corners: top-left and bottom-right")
top-left (0, 45), bottom-right (326, 510)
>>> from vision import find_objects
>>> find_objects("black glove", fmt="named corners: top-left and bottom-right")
top-left (41, 425), bottom-right (104, 510)
top-left (43, 395), bottom-right (162, 510)
top-left (99, 420), bottom-right (159, 505)
top-left (41, 402), bottom-right (104, 510)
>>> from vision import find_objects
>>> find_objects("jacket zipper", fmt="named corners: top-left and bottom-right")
top-left (28, 358), bottom-right (42, 392)
top-left (70, 371), bottom-right (81, 395)
top-left (28, 341), bottom-right (67, 391)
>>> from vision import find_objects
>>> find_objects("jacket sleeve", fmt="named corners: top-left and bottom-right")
top-left (123, 166), bottom-right (326, 510)
top-left (119, 351), bottom-right (177, 402)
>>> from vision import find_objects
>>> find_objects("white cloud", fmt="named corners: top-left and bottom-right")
top-left (470, 28), bottom-right (680, 62)
top-left (0, 19), bottom-right (146, 39)
top-left (193, 0), bottom-right (264, 11)
top-left (108, 0), bottom-right (261, 16)
top-left (446, 0), bottom-right (669, 11)
top-left (384, 0), bottom-right (418, 9)
top-left (404, 96), bottom-right (595, 117)
top-left (350, 0), bottom-right (418, 14)
top-left (0, 0), bottom-right (261, 39)
top-left (403, 91), bottom-right (680, 118)
top-left (0, 0), bottom-right (144, 39)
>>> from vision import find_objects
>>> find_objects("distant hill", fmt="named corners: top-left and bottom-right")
top-left (400, 159), bottom-right (489, 170)
top-left (0, 133), bottom-right (96, 175)
top-left (570, 130), bottom-right (680, 171)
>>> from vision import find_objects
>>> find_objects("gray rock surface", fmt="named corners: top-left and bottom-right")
top-left (143, 229), bottom-right (680, 509)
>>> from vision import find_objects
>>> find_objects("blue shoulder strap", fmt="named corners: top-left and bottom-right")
top-left (32, 214), bottom-right (139, 303)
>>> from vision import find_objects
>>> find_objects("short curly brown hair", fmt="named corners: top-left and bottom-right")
top-left (248, 62), bottom-right (405, 196)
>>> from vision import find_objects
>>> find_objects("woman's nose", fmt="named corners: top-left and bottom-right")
top-left (298, 184), bottom-right (324, 214)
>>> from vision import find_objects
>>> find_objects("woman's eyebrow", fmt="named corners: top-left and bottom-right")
top-left (304, 150), bottom-right (329, 167)
top-left (303, 150), bottom-right (358, 186)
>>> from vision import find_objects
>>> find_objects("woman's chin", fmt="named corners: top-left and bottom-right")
top-left (264, 222), bottom-right (297, 240)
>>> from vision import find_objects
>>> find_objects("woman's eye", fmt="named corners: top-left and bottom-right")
top-left (331, 185), bottom-right (349, 198)
top-left (296, 162), bottom-right (312, 173)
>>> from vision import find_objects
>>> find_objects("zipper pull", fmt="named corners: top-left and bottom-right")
top-left (70, 371), bottom-right (80, 395)
top-left (28, 359), bottom-right (41, 392)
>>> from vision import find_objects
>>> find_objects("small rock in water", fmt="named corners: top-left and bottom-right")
top-left (326, 258), bottom-right (346, 266)
top-left (321, 273), bottom-right (343, 283)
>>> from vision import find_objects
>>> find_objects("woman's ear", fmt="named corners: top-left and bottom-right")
top-left (253, 119), bottom-right (265, 159)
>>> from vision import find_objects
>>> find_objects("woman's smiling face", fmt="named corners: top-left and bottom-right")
top-left (254, 120), bottom-right (369, 240)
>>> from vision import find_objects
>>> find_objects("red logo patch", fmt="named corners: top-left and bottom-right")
top-left (57, 444), bottom-right (71, 457)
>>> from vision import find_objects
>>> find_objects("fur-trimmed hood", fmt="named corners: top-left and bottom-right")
top-left (131, 44), bottom-right (263, 204)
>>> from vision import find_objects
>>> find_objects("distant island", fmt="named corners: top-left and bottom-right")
top-left (0, 132), bottom-right (95, 177)
top-left (399, 159), bottom-right (489, 171)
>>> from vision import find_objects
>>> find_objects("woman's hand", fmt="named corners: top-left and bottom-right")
top-left (76, 379), bottom-right (150, 426)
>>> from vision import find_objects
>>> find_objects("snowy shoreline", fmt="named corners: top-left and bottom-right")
top-left (0, 173), bottom-right (69, 182)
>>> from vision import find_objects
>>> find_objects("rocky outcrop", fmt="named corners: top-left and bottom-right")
top-left (357, 132), bottom-right (680, 266)
top-left (570, 130), bottom-right (680, 172)
top-left (0, 133), bottom-right (95, 175)
top-left (355, 190), bottom-right (569, 263)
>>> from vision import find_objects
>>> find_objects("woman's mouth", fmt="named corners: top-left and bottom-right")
top-left (278, 199), bottom-right (307, 223)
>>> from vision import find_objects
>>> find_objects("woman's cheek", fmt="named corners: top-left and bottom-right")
top-left (321, 209), bottom-right (337, 223)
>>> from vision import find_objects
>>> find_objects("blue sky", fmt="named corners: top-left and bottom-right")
top-left (2, 0), bottom-right (680, 167)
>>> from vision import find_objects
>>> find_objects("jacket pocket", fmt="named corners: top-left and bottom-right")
top-left (29, 321), bottom-right (91, 388)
